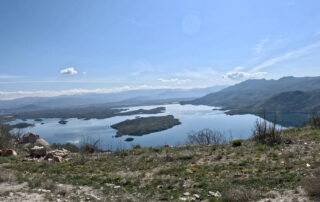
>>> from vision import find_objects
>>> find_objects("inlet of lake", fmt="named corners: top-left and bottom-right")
top-left (10, 104), bottom-right (288, 150)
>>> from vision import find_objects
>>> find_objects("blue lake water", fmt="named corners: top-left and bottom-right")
top-left (10, 104), bottom-right (281, 150)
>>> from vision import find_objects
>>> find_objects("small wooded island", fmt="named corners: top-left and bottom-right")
top-left (111, 115), bottom-right (181, 137)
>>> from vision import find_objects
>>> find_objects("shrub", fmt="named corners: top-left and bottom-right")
top-left (187, 129), bottom-right (225, 145)
top-left (79, 137), bottom-right (101, 153)
top-left (0, 125), bottom-right (17, 150)
top-left (308, 113), bottom-right (320, 129)
top-left (251, 117), bottom-right (281, 146)
top-left (231, 139), bottom-right (243, 147)
top-left (303, 167), bottom-right (320, 196)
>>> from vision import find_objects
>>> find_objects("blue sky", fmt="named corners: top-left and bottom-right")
top-left (1, 0), bottom-right (320, 99)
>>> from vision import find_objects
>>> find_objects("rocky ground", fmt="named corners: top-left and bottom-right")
top-left (0, 127), bottom-right (319, 201)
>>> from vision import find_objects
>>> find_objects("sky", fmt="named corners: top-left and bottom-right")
top-left (1, 0), bottom-right (320, 99)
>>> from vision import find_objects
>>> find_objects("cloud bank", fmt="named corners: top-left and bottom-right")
top-left (0, 85), bottom-right (204, 100)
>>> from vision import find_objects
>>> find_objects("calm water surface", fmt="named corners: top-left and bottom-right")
top-left (10, 104), bottom-right (279, 150)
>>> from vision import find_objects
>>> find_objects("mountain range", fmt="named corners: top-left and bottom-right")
top-left (0, 86), bottom-right (226, 112)
top-left (183, 76), bottom-right (320, 114)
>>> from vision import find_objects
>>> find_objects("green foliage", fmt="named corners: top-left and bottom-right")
top-left (231, 139), bottom-right (243, 147)
top-left (111, 115), bottom-right (181, 137)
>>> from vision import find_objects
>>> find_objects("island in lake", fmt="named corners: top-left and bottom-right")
top-left (111, 115), bottom-right (181, 137)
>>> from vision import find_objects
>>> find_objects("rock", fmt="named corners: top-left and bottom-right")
top-left (183, 192), bottom-right (190, 196)
top-left (179, 197), bottom-right (187, 201)
top-left (209, 191), bottom-right (221, 198)
top-left (35, 138), bottom-right (50, 148)
top-left (125, 137), bottom-right (134, 142)
top-left (30, 146), bottom-right (47, 157)
top-left (45, 149), bottom-right (70, 159)
top-left (0, 149), bottom-right (17, 157)
top-left (53, 156), bottom-right (63, 163)
top-left (193, 194), bottom-right (200, 199)
top-left (22, 133), bottom-right (39, 144)
top-left (113, 186), bottom-right (121, 189)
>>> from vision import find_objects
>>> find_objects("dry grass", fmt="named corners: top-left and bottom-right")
top-left (303, 167), bottom-right (320, 197)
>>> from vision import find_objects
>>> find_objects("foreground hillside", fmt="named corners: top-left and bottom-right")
top-left (0, 126), bottom-right (320, 201)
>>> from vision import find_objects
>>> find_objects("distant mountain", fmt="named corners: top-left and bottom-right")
top-left (183, 76), bottom-right (320, 110)
top-left (239, 90), bottom-right (320, 113)
top-left (0, 86), bottom-right (226, 111)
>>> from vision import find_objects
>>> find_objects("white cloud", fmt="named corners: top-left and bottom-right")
top-left (60, 67), bottom-right (78, 75)
top-left (157, 78), bottom-right (190, 84)
top-left (224, 71), bottom-right (267, 80)
top-left (251, 41), bottom-right (320, 72)
top-left (254, 37), bottom-right (269, 54)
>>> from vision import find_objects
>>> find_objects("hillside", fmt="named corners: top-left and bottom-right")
top-left (183, 76), bottom-right (320, 109)
top-left (244, 90), bottom-right (320, 113)
top-left (1, 125), bottom-right (319, 201)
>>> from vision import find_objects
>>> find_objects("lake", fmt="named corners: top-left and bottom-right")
top-left (10, 104), bottom-right (283, 150)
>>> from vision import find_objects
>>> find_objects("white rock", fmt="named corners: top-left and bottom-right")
top-left (114, 185), bottom-right (121, 189)
top-left (209, 191), bottom-right (221, 197)
top-left (179, 197), bottom-right (187, 201)
top-left (184, 192), bottom-right (190, 196)
top-left (306, 163), bottom-right (311, 167)
top-left (193, 194), bottom-right (200, 199)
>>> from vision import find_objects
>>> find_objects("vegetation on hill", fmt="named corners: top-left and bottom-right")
top-left (182, 76), bottom-right (320, 112)
top-left (3, 106), bottom-right (166, 121)
top-left (230, 90), bottom-right (320, 114)
top-left (0, 116), bottom-right (319, 201)
top-left (111, 115), bottom-right (181, 137)
top-left (0, 124), bottom-right (319, 201)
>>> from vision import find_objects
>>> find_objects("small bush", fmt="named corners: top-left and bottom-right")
top-left (251, 117), bottom-right (281, 146)
top-left (187, 129), bottom-right (225, 145)
top-left (303, 167), bottom-right (320, 196)
top-left (79, 137), bottom-right (101, 153)
top-left (231, 139), bottom-right (243, 147)
top-left (0, 125), bottom-right (18, 150)
top-left (308, 113), bottom-right (320, 129)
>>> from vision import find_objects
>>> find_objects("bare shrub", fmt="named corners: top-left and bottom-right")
top-left (303, 167), bottom-right (320, 197)
top-left (308, 113), bottom-right (320, 129)
top-left (0, 125), bottom-right (16, 150)
top-left (79, 137), bottom-right (101, 153)
top-left (223, 186), bottom-right (259, 201)
top-left (187, 129), bottom-right (225, 145)
top-left (0, 169), bottom-right (16, 183)
top-left (252, 117), bottom-right (281, 146)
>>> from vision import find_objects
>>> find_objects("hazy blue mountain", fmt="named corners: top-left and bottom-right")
top-left (183, 76), bottom-right (320, 109)
top-left (0, 86), bottom-right (226, 110)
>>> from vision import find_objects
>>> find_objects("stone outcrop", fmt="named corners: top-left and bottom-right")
top-left (0, 149), bottom-right (17, 157)
top-left (27, 146), bottom-right (71, 163)
top-left (30, 146), bottom-right (47, 158)
top-left (22, 133), bottom-right (39, 144)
